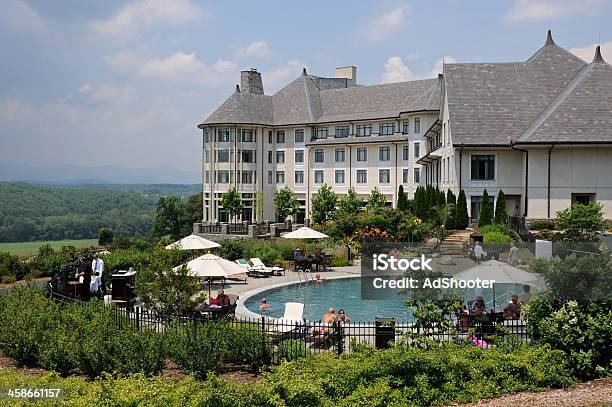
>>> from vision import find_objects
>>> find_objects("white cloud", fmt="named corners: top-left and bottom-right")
top-left (381, 55), bottom-right (455, 83)
top-left (105, 51), bottom-right (238, 87)
top-left (92, 0), bottom-right (205, 39)
top-left (1, 0), bottom-right (46, 34)
top-left (78, 83), bottom-right (138, 105)
top-left (366, 2), bottom-right (411, 42)
top-left (503, 0), bottom-right (604, 23)
top-left (0, 99), bottom-right (35, 122)
top-left (571, 41), bottom-right (612, 62)
top-left (235, 40), bottom-right (273, 59)
top-left (264, 60), bottom-right (306, 92)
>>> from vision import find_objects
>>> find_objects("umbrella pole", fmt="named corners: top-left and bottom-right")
top-left (493, 284), bottom-right (496, 311)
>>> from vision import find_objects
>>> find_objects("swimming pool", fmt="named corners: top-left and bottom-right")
top-left (243, 277), bottom-right (526, 322)
top-left (244, 277), bottom-right (522, 322)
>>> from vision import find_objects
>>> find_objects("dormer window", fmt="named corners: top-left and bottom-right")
top-left (315, 127), bottom-right (328, 139)
top-left (335, 126), bottom-right (349, 138)
top-left (379, 123), bottom-right (395, 136)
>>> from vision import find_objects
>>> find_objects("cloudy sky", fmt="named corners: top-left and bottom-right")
top-left (1, 0), bottom-right (611, 174)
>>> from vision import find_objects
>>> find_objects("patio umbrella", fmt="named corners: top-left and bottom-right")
top-left (172, 253), bottom-right (244, 298)
top-left (282, 226), bottom-right (329, 239)
top-left (165, 234), bottom-right (220, 250)
top-left (453, 259), bottom-right (542, 310)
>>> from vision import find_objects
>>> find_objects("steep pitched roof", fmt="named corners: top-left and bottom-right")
top-left (444, 33), bottom-right (587, 145)
top-left (200, 73), bottom-right (440, 127)
top-left (516, 59), bottom-right (612, 143)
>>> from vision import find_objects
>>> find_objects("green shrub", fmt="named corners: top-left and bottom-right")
top-left (530, 220), bottom-right (555, 230)
top-left (112, 329), bottom-right (166, 376)
top-left (483, 231), bottom-right (513, 244)
top-left (331, 258), bottom-right (349, 267)
top-left (0, 251), bottom-right (28, 281)
top-left (277, 339), bottom-right (311, 361)
top-left (226, 325), bottom-right (270, 370)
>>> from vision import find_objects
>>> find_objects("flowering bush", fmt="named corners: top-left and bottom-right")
top-left (355, 226), bottom-right (397, 242)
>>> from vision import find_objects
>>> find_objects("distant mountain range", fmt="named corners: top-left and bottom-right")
top-left (0, 162), bottom-right (201, 185)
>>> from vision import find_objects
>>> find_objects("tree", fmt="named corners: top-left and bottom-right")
top-left (98, 228), bottom-right (113, 246)
top-left (366, 187), bottom-right (387, 211)
top-left (135, 248), bottom-right (206, 316)
top-left (397, 185), bottom-right (409, 212)
top-left (555, 202), bottom-right (607, 241)
top-left (254, 191), bottom-right (264, 222)
top-left (478, 189), bottom-right (492, 227)
top-left (181, 192), bottom-right (203, 236)
top-left (446, 190), bottom-right (457, 230)
top-left (494, 190), bottom-right (508, 225)
top-left (220, 187), bottom-right (243, 223)
top-left (338, 188), bottom-right (363, 214)
top-left (273, 187), bottom-right (299, 222)
top-left (456, 190), bottom-right (469, 229)
top-left (311, 184), bottom-right (337, 224)
top-left (153, 196), bottom-right (182, 240)
top-left (413, 186), bottom-right (427, 219)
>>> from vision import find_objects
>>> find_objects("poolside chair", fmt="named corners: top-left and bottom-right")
top-left (249, 258), bottom-right (275, 277)
top-left (270, 302), bottom-right (306, 342)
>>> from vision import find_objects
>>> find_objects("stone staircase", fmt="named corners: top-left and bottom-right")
top-left (438, 228), bottom-right (475, 256)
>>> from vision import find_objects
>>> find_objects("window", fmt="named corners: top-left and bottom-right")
top-left (402, 145), bottom-right (409, 160)
top-left (276, 171), bottom-right (285, 184)
top-left (414, 142), bottom-right (420, 158)
top-left (314, 170), bottom-right (324, 184)
top-left (241, 150), bottom-right (255, 163)
top-left (471, 155), bottom-right (495, 180)
top-left (268, 131), bottom-right (272, 143)
top-left (379, 146), bottom-right (390, 161)
top-left (379, 169), bottom-right (390, 184)
top-left (402, 121), bottom-right (409, 134)
top-left (356, 170), bottom-right (367, 184)
top-left (268, 151), bottom-right (273, 164)
top-left (414, 168), bottom-right (420, 184)
top-left (294, 150), bottom-right (304, 163)
top-left (335, 170), bottom-right (345, 184)
top-left (315, 127), bottom-right (328, 139)
top-left (217, 149), bottom-right (230, 163)
top-left (294, 171), bottom-right (304, 184)
top-left (295, 129), bottom-right (304, 143)
top-left (379, 123), bottom-right (395, 135)
top-left (471, 195), bottom-right (495, 220)
top-left (242, 171), bottom-right (253, 184)
top-left (242, 129), bottom-right (253, 142)
top-left (314, 149), bottom-right (324, 163)
top-left (573, 193), bottom-right (595, 205)
top-left (335, 148), bottom-right (345, 163)
top-left (276, 151), bottom-right (285, 164)
top-left (218, 129), bottom-right (230, 142)
top-left (335, 126), bottom-right (349, 138)
top-left (204, 171), bottom-right (209, 183)
top-left (217, 170), bottom-right (230, 183)
top-left (276, 131), bottom-right (285, 144)
top-left (357, 147), bottom-right (367, 162)
top-left (403, 169), bottom-right (409, 183)
top-left (267, 171), bottom-right (273, 184)
top-left (356, 124), bottom-right (372, 137)
top-left (204, 150), bottom-right (209, 163)
top-left (414, 117), bottom-right (421, 134)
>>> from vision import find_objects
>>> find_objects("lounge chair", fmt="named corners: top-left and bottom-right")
top-left (270, 302), bottom-right (306, 342)
top-left (249, 258), bottom-right (275, 277)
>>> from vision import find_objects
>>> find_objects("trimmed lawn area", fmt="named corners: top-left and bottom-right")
top-left (0, 239), bottom-right (98, 255)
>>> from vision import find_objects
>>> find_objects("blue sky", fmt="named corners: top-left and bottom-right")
top-left (1, 0), bottom-right (611, 173)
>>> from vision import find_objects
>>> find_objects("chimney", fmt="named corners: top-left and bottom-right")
top-left (240, 68), bottom-right (264, 94)
top-left (335, 66), bottom-right (357, 85)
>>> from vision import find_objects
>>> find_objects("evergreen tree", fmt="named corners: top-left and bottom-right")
top-left (478, 189), bottom-right (492, 227)
top-left (414, 187), bottom-right (427, 219)
top-left (494, 190), bottom-right (508, 225)
top-left (311, 184), bottom-right (337, 224)
top-left (446, 190), bottom-right (457, 230)
top-left (438, 188), bottom-right (446, 206)
top-left (397, 185), bottom-right (409, 212)
top-left (456, 190), bottom-right (469, 229)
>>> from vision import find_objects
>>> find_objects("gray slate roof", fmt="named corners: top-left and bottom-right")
top-left (445, 32), bottom-right (612, 146)
top-left (200, 73), bottom-right (440, 127)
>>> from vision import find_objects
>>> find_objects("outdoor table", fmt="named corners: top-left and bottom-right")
top-left (270, 266), bottom-right (285, 276)
top-left (197, 305), bottom-right (225, 319)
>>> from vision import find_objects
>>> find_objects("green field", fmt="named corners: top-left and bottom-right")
top-left (0, 239), bottom-right (98, 255)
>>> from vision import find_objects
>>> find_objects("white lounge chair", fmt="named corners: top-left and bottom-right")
top-left (270, 302), bottom-right (305, 340)
top-left (249, 258), bottom-right (275, 277)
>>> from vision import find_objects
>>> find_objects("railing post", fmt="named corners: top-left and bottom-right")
top-left (261, 316), bottom-right (269, 364)
top-left (335, 321), bottom-right (343, 355)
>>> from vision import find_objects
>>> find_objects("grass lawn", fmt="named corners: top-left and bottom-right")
top-left (0, 239), bottom-right (99, 255)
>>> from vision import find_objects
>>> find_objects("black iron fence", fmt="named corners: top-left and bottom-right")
top-left (48, 289), bottom-right (529, 364)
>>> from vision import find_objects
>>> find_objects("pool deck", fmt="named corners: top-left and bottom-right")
top-left (209, 264), bottom-right (362, 319)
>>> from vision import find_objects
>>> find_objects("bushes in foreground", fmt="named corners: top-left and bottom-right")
top-left (0, 341), bottom-right (575, 407)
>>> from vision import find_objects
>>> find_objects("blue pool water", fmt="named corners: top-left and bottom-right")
top-left (244, 277), bottom-right (526, 322)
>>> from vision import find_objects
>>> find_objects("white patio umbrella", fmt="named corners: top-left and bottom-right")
top-left (282, 226), bottom-right (329, 239)
top-left (453, 259), bottom-right (542, 310)
top-left (165, 234), bottom-right (220, 250)
top-left (172, 253), bottom-right (244, 298)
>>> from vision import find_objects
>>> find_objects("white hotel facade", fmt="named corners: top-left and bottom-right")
top-left (198, 32), bottom-right (612, 224)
